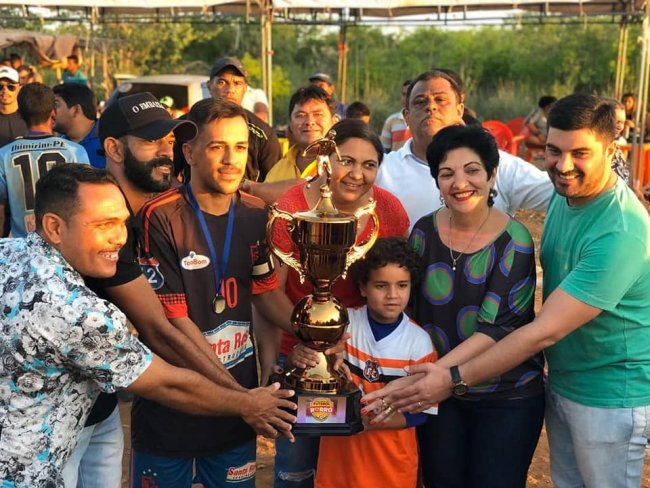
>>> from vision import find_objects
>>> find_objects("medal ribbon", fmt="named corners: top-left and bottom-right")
top-left (185, 184), bottom-right (236, 303)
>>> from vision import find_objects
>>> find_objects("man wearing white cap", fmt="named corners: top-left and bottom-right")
top-left (0, 66), bottom-right (27, 147)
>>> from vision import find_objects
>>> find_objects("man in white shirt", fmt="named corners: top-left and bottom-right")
top-left (376, 70), bottom-right (553, 229)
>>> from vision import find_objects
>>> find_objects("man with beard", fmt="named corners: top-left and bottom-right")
top-left (0, 82), bottom-right (89, 237)
top-left (135, 97), bottom-right (296, 487)
top-left (376, 70), bottom-right (554, 230)
top-left (62, 92), bottom-right (295, 488)
top-left (364, 94), bottom-right (650, 488)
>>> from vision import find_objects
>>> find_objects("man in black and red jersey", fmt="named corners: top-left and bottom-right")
top-left (135, 98), bottom-right (298, 488)
top-left (63, 92), bottom-right (295, 488)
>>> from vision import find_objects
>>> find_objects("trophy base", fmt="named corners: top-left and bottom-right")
top-left (291, 388), bottom-right (363, 436)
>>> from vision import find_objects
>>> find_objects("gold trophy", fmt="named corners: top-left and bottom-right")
top-left (267, 131), bottom-right (378, 435)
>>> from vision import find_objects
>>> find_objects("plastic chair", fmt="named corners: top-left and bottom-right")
top-left (482, 120), bottom-right (515, 155)
top-left (507, 117), bottom-right (525, 136)
top-left (505, 117), bottom-right (527, 157)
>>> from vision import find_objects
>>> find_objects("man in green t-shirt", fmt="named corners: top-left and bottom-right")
top-left (364, 93), bottom-right (650, 488)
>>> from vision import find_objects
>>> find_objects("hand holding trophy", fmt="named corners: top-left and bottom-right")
top-left (266, 130), bottom-right (378, 435)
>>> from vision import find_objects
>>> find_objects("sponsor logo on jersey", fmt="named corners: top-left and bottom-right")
top-left (139, 257), bottom-right (165, 290)
top-left (307, 398), bottom-right (337, 422)
top-left (204, 320), bottom-right (254, 369)
top-left (180, 251), bottom-right (210, 270)
top-left (226, 461), bottom-right (256, 482)
top-left (363, 359), bottom-right (380, 382)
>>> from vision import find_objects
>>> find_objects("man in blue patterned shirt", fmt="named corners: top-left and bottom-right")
top-left (0, 164), bottom-right (296, 488)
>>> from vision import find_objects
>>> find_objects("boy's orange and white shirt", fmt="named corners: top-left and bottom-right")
top-left (315, 306), bottom-right (437, 488)
top-left (345, 306), bottom-right (437, 401)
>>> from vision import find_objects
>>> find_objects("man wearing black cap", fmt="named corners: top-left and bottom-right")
top-left (63, 92), bottom-right (295, 488)
top-left (309, 72), bottom-right (347, 122)
top-left (208, 56), bottom-right (281, 182)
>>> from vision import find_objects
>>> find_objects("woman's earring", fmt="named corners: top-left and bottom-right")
top-left (440, 195), bottom-right (446, 207)
top-left (490, 188), bottom-right (498, 199)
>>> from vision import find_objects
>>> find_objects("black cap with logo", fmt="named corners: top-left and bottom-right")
top-left (98, 92), bottom-right (197, 145)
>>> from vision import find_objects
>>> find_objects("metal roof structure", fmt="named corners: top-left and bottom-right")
top-left (0, 0), bottom-right (645, 20)
top-left (1, 0), bottom-right (647, 185)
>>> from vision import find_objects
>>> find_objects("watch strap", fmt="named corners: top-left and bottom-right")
top-left (450, 365), bottom-right (462, 385)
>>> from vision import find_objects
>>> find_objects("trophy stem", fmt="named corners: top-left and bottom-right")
top-left (312, 283), bottom-right (332, 302)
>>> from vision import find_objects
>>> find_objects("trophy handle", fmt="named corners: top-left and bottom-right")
top-left (344, 199), bottom-right (379, 275)
top-left (266, 204), bottom-right (306, 284)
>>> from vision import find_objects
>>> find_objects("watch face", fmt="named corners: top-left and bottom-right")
top-left (453, 383), bottom-right (469, 396)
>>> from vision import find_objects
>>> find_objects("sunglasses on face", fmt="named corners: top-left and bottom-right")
top-left (0, 84), bottom-right (17, 92)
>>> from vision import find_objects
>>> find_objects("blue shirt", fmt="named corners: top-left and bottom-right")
top-left (0, 135), bottom-right (90, 237)
top-left (62, 70), bottom-right (88, 85)
top-left (76, 122), bottom-right (105, 169)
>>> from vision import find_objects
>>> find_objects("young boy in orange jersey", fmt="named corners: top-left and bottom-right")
top-left (287, 237), bottom-right (437, 488)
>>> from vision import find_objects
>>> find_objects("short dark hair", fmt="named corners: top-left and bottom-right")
top-left (9, 53), bottom-right (21, 61)
top-left (345, 101), bottom-right (371, 120)
top-left (402, 79), bottom-right (412, 88)
top-left (426, 125), bottom-right (500, 206)
top-left (288, 86), bottom-right (335, 119)
top-left (18, 83), bottom-right (55, 126)
top-left (53, 83), bottom-right (97, 121)
top-left (547, 94), bottom-right (616, 144)
top-left (185, 97), bottom-right (248, 134)
top-left (352, 237), bottom-right (420, 286)
top-left (66, 54), bottom-right (79, 63)
top-left (407, 70), bottom-right (463, 107)
top-left (538, 96), bottom-right (557, 109)
top-left (35, 164), bottom-right (118, 231)
top-left (329, 118), bottom-right (384, 166)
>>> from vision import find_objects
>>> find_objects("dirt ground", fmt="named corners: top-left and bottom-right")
top-left (119, 209), bottom-right (650, 487)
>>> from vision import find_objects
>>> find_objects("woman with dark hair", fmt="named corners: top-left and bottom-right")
top-left (365, 125), bottom-right (545, 488)
top-left (622, 92), bottom-right (637, 126)
top-left (270, 118), bottom-right (410, 487)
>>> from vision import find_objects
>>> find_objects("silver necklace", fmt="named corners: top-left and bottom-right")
top-left (448, 208), bottom-right (491, 271)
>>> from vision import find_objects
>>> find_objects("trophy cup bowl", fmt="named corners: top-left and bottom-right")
top-left (266, 136), bottom-right (379, 435)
